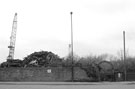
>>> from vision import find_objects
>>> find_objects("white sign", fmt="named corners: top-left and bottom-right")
top-left (47, 69), bottom-right (51, 73)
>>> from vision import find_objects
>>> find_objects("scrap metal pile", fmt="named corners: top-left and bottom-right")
top-left (0, 51), bottom-right (62, 68)
top-left (0, 59), bottom-right (23, 68)
top-left (23, 51), bottom-right (62, 67)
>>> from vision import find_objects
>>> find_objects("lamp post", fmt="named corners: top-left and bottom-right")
top-left (70, 12), bottom-right (74, 82)
top-left (123, 31), bottom-right (126, 81)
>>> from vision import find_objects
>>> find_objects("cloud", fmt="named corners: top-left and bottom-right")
top-left (81, 0), bottom-right (128, 14)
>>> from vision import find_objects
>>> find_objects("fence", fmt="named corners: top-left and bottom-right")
top-left (127, 72), bottom-right (135, 81)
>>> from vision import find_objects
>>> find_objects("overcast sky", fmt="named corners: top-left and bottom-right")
top-left (1, 0), bottom-right (135, 62)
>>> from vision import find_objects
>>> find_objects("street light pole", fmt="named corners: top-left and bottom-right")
top-left (70, 12), bottom-right (74, 82)
top-left (123, 31), bottom-right (126, 81)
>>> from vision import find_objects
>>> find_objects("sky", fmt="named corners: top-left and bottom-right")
top-left (1, 0), bottom-right (135, 63)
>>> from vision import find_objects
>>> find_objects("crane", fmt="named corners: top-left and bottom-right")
top-left (7, 13), bottom-right (17, 60)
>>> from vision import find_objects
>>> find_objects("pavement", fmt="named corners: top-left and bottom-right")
top-left (0, 82), bottom-right (135, 89)
top-left (0, 81), bottom-right (135, 85)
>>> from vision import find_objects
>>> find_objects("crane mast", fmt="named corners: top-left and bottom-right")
top-left (7, 13), bottom-right (17, 60)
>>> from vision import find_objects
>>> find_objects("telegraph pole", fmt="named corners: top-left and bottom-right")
top-left (123, 31), bottom-right (126, 81)
top-left (70, 12), bottom-right (74, 82)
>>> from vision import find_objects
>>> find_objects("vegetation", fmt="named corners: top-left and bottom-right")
top-left (64, 53), bottom-right (135, 81)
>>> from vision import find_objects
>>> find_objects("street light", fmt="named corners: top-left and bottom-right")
top-left (123, 31), bottom-right (126, 81)
top-left (70, 12), bottom-right (74, 82)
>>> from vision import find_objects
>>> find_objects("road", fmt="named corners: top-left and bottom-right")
top-left (0, 82), bottom-right (135, 89)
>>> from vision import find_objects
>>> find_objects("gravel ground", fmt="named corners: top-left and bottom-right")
top-left (0, 82), bottom-right (135, 89)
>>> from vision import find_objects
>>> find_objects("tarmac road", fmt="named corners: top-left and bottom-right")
top-left (0, 82), bottom-right (135, 89)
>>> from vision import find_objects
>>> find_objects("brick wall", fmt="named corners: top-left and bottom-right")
top-left (0, 67), bottom-right (89, 81)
